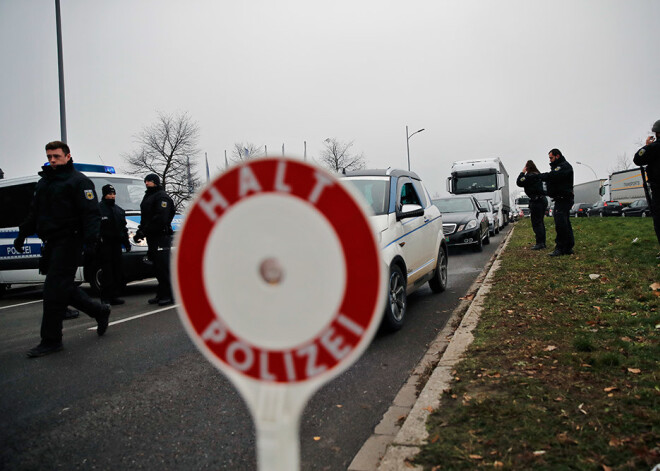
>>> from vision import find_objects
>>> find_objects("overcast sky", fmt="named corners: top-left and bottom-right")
top-left (1, 0), bottom-right (659, 197)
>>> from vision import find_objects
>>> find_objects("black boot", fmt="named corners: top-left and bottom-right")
top-left (96, 303), bottom-right (111, 336)
top-left (27, 342), bottom-right (63, 358)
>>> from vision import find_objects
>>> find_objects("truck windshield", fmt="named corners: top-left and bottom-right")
top-left (454, 174), bottom-right (497, 193)
top-left (516, 197), bottom-right (530, 205)
top-left (89, 177), bottom-right (145, 211)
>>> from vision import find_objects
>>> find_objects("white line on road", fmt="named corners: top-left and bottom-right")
top-left (87, 304), bottom-right (178, 331)
top-left (0, 299), bottom-right (42, 311)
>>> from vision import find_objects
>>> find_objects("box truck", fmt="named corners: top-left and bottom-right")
top-left (608, 169), bottom-right (646, 205)
top-left (446, 158), bottom-right (510, 227)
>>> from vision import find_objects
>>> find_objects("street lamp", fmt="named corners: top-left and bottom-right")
top-left (406, 126), bottom-right (425, 171)
top-left (575, 161), bottom-right (598, 180)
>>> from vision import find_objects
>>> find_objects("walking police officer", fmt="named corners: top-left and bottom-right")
top-left (14, 141), bottom-right (111, 358)
top-left (98, 184), bottom-right (131, 305)
top-left (633, 120), bottom-right (660, 247)
top-left (527, 149), bottom-right (575, 256)
top-left (133, 174), bottom-right (175, 305)
top-left (517, 159), bottom-right (548, 250)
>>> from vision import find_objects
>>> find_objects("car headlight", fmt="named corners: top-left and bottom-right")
top-left (128, 230), bottom-right (148, 247)
top-left (464, 219), bottom-right (477, 230)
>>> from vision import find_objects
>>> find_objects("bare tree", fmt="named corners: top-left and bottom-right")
top-left (608, 152), bottom-right (634, 174)
top-left (231, 142), bottom-right (263, 163)
top-left (124, 111), bottom-right (201, 210)
top-left (319, 138), bottom-right (366, 173)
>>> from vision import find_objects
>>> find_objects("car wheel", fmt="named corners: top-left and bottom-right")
top-left (383, 265), bottom-right (407, 331)
top-left (484, 230), bottom-right (491, 245)
top-left (473, 232), bottom-right (484, 252)
top-left (429, 246), bottom-right (448, 293)
top-left (84, 264), bottom-right (103, 296)
top-left (0, 283), bottom-right (9, 299)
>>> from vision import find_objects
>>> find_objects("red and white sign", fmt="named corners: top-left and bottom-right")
top-left (173, 158), bottom-right (384, 385)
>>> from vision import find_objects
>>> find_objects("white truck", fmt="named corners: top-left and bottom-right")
top-left (608, 169), bottom-right (646, 204)
top-left (446, 158), bottom-right (511, 227)
top-left (573, 179), bottom-right (605, 205)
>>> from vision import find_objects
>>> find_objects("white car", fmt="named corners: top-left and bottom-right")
top-left (478, 199), bottom-right (499, 236)
top-left (342, 169), bottom-right (448, 331)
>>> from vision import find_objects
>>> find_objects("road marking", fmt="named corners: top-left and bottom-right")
top-left (126, 278), bottom-right (156, 285)
top-left (0, 299), bottom-right (42, 311)
top-left (87, 304), bottom-right (178, 330)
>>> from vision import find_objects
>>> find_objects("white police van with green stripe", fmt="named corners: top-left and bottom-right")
top-left (0, 163), bottom-right (182, 297)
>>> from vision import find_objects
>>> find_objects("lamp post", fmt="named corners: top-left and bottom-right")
top-left (406, 126), bottom-right (425, 171)
top-left (575, 161), bottom-right (598, 180)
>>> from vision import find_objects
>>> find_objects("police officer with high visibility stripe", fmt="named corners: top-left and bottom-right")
top-left (14, 141), bottom-right (111, 358)
top-left (98, 184), bottom-right (131, 305)
top-left (133, 174), bottom-right (175, 305)
top-left (633, 119), bottom-right (660, 247)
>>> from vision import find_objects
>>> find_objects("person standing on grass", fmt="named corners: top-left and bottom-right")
top-left (633, 119), bottom-right (660, 248)
top-left (526, 149), bottom-right (574, 256)
top-left (516, 160), bottom-right (547, 250)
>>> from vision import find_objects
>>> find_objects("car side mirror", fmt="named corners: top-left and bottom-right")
top-left (397, 204), bottom-right (424, 221)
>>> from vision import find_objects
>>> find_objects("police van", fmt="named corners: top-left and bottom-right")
top-left (0, 163), bottom-right (182, 297)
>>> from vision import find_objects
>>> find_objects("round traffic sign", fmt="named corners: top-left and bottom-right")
top-left (173, 158), bottom-right (385, 385)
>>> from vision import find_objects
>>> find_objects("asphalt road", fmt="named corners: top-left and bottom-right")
top-left (0, 225), bottom-right (511, 470)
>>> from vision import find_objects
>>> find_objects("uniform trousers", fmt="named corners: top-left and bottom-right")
top-left (529, 198), bottom-right (547, 244)
top-left (552, 197), bottom-right (575, 254)
top-left (99, 241), bottom-right (124, 301)
top-left (147, 234), bottom-right (173, 300)
top-left (649, 183), bottom-right (660, 245)
top-left (41, 240), bottom-right (104, 345)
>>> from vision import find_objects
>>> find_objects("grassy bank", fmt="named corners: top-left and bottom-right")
top-left (416, 217), bottom-right (659, 470)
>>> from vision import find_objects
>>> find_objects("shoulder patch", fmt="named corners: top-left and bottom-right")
top-left (639, 149), bottom-right (646, 156)
top-left (84, 189), bottom-right (95, 200)
top-left (161, 201), bottom-right (168, 208)
top-left (554, 167), bottom-right (560, 171)
top-left (520, 176), bottom-right (526, 181)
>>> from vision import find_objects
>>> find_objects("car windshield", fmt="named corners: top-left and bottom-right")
top-left (342, 177), bottom-right (390, 215)
top-left (432, 198), bottom-right (475, 213)
top-left (89, 176), bottom-right (145, 211)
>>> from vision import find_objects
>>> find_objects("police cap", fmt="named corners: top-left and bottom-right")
top-left (102, 184), bottom-right (116, 196)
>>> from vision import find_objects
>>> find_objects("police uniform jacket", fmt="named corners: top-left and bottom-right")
top-left (138, 185), bottom-right (175, 238)
top-left (19, 159), bottom-right (100, 244)
top-left (516, 172), bottom-right (545, 198)
top-left (99, 199), bottom-right (130, 247)
top-left (529, 156), bottom-right (574, 200)
top-left (633, 139), bottom-right (660, 185)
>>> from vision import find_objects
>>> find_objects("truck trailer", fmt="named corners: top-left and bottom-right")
top-left (573, 179), bottom-right (605, 205)
top-left (608, 169), bottom-right (646, 205)
top-left (446, 157), bottom-right (511, 227)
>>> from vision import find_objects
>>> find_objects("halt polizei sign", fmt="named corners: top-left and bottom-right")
top-left (173, 158), bottom-right (385, 470)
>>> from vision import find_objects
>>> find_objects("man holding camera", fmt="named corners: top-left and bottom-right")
top-left (633, 120), bottom-right (660, 246)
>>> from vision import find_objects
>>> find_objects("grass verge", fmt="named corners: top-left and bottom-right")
top-left (415, 217), bottom-right (659, 470)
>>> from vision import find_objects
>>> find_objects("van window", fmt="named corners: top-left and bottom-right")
top-left (89, 177), bottom-right (145, 211)
top-left (0, 182), bottom-right (36, 228)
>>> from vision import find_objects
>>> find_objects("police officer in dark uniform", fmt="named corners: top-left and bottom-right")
top-left (633, 119), bottom-right (660, 247)
top-left (516, 159), bottom-right (548, 250)
top-left (14, 141), bottom-right (111, 358)
top-left (527, 148), bottom-right (575, 256)
top-left (98, 184), bottom-right (131, 305)
top-left (134, 174), bottom-right (175, 305)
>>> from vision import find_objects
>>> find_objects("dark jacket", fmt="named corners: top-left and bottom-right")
top-left (516, 172), bottom-right (545, 198)
top-left (633, 140), bottom-right (660, 185)
top-left (139, 185), bottom-right (175, 238)
top-left (19, 159), bottom-right (100, 244)
top-left (529, 156), bottom-right (574, 200)
top-left (99, 199), bottom-right (130, 247)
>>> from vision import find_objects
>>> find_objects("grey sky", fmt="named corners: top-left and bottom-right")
top-left (1, 0), bottom-right (659, 197)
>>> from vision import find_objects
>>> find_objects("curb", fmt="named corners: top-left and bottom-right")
top-left (348, 226), bottom-right (516, 471)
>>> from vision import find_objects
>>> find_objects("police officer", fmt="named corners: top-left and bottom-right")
top-left (633, 119), bottom-right (660, 246)
top-left (527, 149), bottom-right (575, 256)
top-left (14, 141), bottom-right (111, 358)
top-left (134, 174), bottom-right (175, 305)
top-left (516, 159), bottom-right (548, 250)
top-left (98, 184), bottom-right (131, 305)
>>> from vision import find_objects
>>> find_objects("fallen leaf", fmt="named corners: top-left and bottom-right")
top-left (468, 454), bottom-right (483, 460)
top-left (602, 466), bottom-right (613, 471)
top-left (578, 403), bottom-right (587, 415)
top-left (313, 436), bottom-right (321, 441)
top-left (589, 274), bottom-right (600, 280)
top-left (650, 282), bottom-right (660, 291)
top-left (620, 336), bottom-right (632, 342)
top-left (593, 306), bottom-right (601, 312)
top-left (627, 368), bottom-right (641, 374)
top-left (493, 461), bottom-right (504, 467)
top-left (336, 404), bottom-right (342, 408)
top-left (533, 450), bottom-right (546, 456)
top-left (603, 387), bottom-right (619, 392)
top-left (425, 406), bottom-right (434, 412)
top-left (544, 345), bottom-right (557, 352)
top-left (631, 237), bottom-right (639, 244)
top-left (608, 438), bottom-right (623, 447)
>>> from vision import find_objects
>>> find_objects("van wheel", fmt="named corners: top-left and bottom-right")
top-left (383, 265), bottom-right (406, 331)
top-left (0, 284), bottom-right (9, 298)
top-left (429, 247), bottom-right (448, 293)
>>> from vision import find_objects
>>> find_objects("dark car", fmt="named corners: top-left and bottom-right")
top-left (570, 203), bottom-right (592, 218)
top-left (432, 196), bottom-right (490, 251)
top-left (621, 198), bottom-right (650, 217)
top-left (587, 200), bottom-right (623, 217)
